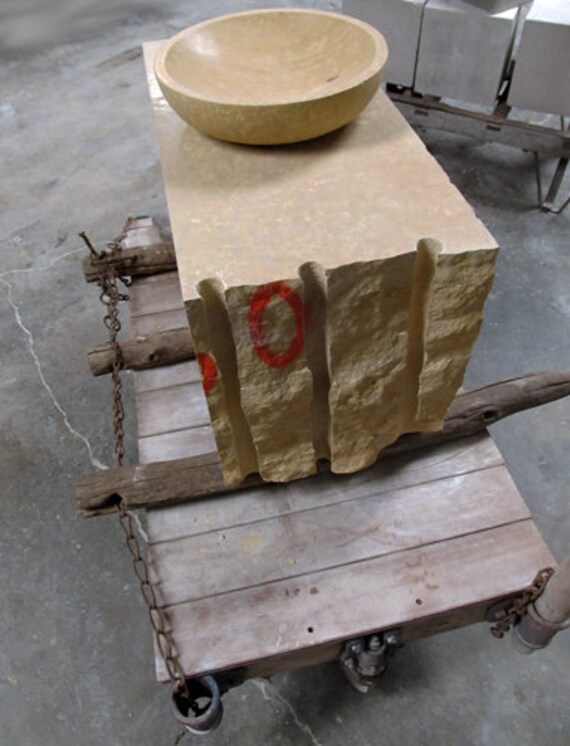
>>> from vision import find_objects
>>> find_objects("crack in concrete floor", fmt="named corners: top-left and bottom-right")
top-left (251, 679), bottom-right (325, 746)
top-left (1, 273), bottom-right (108, 471)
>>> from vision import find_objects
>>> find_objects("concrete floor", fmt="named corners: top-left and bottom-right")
top-left (1, 1), bottom-right (569, 744)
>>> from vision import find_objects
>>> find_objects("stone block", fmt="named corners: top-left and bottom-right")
top-left (463, 0), bottom-right (526, 11)
top-left (144, 41), bottom-right (498, 486)
top-left (343, 0), bottom-right (426, 87)
top-left (508, 0), bottom-right (570, 117)
top-left (416, 0), bottom-right (520, 106)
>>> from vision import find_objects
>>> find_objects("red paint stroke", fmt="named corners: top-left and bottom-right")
top-left (248, 281), bottom-right (304, 368)
top-left (197, 352), bottom-right (218, 395)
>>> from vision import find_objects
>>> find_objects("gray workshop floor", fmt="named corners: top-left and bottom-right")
top-left (1, 1), bottom-right (569, 744)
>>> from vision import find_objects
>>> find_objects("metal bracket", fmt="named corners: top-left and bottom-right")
top-left (339, 630), bottom-right (401, 694)
top-left (533, 152), bottom-right (569, 215)
top-left (485, 597), bottom-right (516, 623)
top-left (388, 87), bottom-right (570, 214)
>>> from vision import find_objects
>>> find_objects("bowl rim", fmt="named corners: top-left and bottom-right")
top-left (154, 8), bottom-right (388, 108)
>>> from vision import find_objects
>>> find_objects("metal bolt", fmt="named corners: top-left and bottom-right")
top-left (384, 632), bottom-right (400, 647)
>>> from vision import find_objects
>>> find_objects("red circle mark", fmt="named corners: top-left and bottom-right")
top-left (196, 352), bottom-right (218, 395)
top-left (248, 281), bottom-right (305, 368)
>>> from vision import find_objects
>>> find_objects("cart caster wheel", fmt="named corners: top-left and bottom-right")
top-left (172, 675), bottom-right (223, 735)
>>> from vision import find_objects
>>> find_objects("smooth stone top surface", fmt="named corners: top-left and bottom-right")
top-left (154, 9), bottom-right (387, 145)
top-left (144, 41), bottom-right (497, 302)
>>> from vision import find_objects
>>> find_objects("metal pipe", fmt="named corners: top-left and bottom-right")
top-left (512, 557), bottom-right (570, 654)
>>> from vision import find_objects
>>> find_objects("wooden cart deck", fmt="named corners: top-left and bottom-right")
top-left (129, 270), bottom-right (555, 683)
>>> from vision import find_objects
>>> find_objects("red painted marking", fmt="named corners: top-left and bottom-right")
top-left (196, 352), bottom-right (218, 395)
top-left (248, 281), bottom-right (305, 368)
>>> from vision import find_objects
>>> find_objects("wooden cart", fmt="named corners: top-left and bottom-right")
top-left (75, 217), bottom-right (570, 733)
top-left (75, 35), bottom-right (570, 730)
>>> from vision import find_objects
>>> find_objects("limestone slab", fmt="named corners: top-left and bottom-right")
top-left (463, 0), bottom-right (526, 11)
top-left (508, 0), bottom-right (570, 117)
top-left (415, 0), bottom-right (520, 106)
top-left (144, 40), bottom-right (498, 485)
top-left (144, 41), bottom-right (495, 299)
top-left (342, 0), bottom-right (427, 88)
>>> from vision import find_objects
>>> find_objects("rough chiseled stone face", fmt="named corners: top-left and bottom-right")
top-left (144, 41), bottom-right (499, 486)
top-left (190, 243), bottom-right (496, 484)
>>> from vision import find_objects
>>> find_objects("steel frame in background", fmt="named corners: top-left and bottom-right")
top-left (388, 88), bottom-right (569, 214)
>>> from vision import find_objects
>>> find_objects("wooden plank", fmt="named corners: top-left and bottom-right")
top-left (131, 270), bottom-right (181, 289)
top-left (245, 579), bottom-right (570, 677)
top-left (138, 427), bottom-right (217, 463)
top-left (129, 272), bottom-right (184, 318)
top-left (134, 360), bottom-right (201, 395)
top-left (154, 520), bottom-right (554, 680)
top-left (129, 271), bottom-right (188, 343)
top-left (149, 465), bottom-right (529, 605)
top-left (130, 308), bottom-right (188, 337)
top-left (246, 639), bottom-right (342, 679)
top-left (135, 381), bottom-right (210, 438)
top-left (146, 433), bottom-right (502, 543)
top-left (242, 595), bottom-right (510, 678)
top-left (121, 216), bottom-right (162, 248)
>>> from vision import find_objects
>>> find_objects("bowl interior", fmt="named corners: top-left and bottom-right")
top-left (162, 11), bottom-right (384, 105)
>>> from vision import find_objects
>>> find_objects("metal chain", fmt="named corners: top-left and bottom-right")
top-left (490, 566), bottom-right (555, 639)
top-left (79, 229), bottom-right (194, 707)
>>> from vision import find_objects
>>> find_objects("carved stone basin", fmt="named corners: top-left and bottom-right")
top-left (154, 8), bottom-right (388, 145)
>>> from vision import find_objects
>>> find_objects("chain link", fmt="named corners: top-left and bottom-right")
top-left (490, 567), bottom-right (555, 639)
top-left (80, 228), bottom-right (194, 707)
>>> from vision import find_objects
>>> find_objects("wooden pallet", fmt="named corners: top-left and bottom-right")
top-left (129, 270), bottom-right (555, 683)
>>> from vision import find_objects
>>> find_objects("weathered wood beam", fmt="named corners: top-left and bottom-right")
top-left (387, 369), bottom-right (570, 454)
top-left (76, 452), bottom-right (261, 518)
top-left (88, 328), bottom-right (194, 376)
top-left (82, 241), bottom-right (176, 283)
top-left (75, 370), bottom-right (570, 517)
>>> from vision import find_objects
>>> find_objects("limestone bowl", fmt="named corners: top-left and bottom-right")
top-left (154, 9), bottom-right (388, 145)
